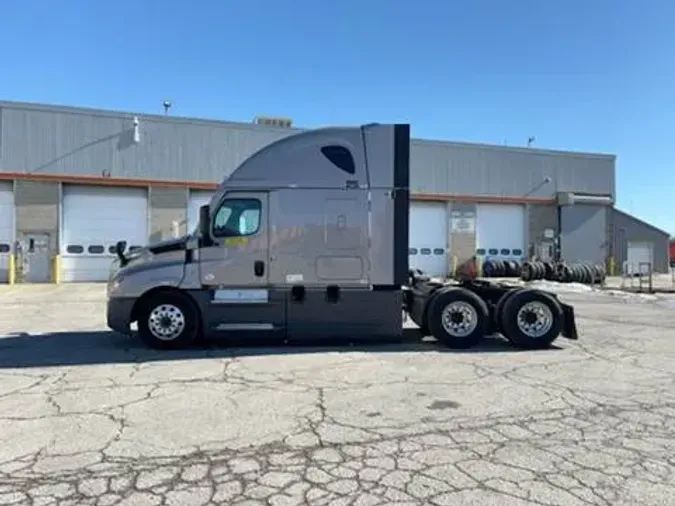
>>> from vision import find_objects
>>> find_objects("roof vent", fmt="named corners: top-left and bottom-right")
top-left (253, 116), bottom-right (293, 128)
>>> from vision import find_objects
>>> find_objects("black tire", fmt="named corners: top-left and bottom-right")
top-left (544, 262), bottom-right (555, 280)
top-left (535, 261), bottom-right (545, 280)
top-left (427, 287), bottom-right (489, 349)
top-left (520, 261), bottom-right (533, 282)
top-left (493, 287), bottom-right (524, 330)
top-left (582, 263), bottom-right (593, 284)
top-left (554, 262), bottom-right (566, 282)
top-left (510, 260), bottom-right (521, 277)
top-left (500, 289), bottom-right (563, 349)
top-left (137, 291), bottom-right (200, 349)
top-left (483, 260), bottom-right (496, 277)
top-left (596, 263), bottom-right (606, 283)
top-left (495, 259), bottom-right (505, 277)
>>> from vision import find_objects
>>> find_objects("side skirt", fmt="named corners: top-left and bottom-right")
top-left (187, 286), bottom-right (404, 342)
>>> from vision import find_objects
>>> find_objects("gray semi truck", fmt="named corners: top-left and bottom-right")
top-left (106, 123), bottom-right (578, 350)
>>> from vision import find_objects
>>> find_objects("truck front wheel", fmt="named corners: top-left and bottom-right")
top-left (427, 288), bottom-right (489, 349)
top-left (137, 291), bottom-right (199, 349)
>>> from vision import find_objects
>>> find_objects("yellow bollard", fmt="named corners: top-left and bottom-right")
top-left (52, 255), bottom-right (62, 284)
top-left (451, 255), bottom-right (458, 277)
top-left (8, 253), bottom-right (16, 285)
top-left (476, 256), bottom-right (483, 277)
top-left (608, 256), bottom-right (615, 277)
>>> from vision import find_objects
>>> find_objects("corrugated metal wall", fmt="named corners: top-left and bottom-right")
top-left (1, 102), bottom-right (615, 198)
top-left (410, 141), bottom-right (615, 199)
top-left (610, 209), bottom-right (670, 273)
top-left (0, 104), bottom-right (294, 183)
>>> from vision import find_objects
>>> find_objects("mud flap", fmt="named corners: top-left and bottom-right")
top-left (560, 303), bottom-right (578, 340)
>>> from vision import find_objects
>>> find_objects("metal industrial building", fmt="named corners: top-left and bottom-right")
top-left (0, 100), bottom-right (669, 283)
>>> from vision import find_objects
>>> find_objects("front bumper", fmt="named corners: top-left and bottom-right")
top-left (560, 303), bottom-right (579, 340)
top-left (106, 297), bottom-right (136, 335)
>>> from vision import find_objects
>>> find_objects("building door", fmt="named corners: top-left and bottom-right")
top-left (20, 233), bottom-right (51, 283)
top-left (626, 242), bottom-right (653, 276)
top-left (408, 201), bottom-right (448, 277)
top-left (187, 190), bottom-right (214, 234)
top-left (476, 203), bottom-right (526, 260)
top-left (561, 204), bottom-right (608, 265)
top-left (61, 185), bottom-right (149, 282)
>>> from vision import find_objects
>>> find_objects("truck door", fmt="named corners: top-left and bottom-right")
top-left (199, 191), bottom-right (284, 335)
top-left (200, 191), bottom-right (269, 287)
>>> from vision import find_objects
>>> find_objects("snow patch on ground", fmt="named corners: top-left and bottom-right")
top-left (527, 280), bottom-right (663, 303)
top-left (527, 280), bottom-right (595, 294)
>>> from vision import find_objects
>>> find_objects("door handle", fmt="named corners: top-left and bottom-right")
top-left (254, 260), bottom-right (265, 277)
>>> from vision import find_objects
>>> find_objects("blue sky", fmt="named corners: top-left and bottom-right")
top-left (2, 0), bottom-right (674, 234)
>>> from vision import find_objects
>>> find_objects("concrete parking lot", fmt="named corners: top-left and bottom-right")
top-left (0, 283), bottom-right (673, 506)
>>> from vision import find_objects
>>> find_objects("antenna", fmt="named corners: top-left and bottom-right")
top-left (162, 100), bottom-right (172, 115)
top-left (527, 136), bottom-right (536, 147)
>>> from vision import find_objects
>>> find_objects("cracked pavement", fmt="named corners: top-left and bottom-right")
top-left (0, 284), bottom-right (673, 505)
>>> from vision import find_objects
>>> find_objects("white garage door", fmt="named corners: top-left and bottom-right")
top-left (476, 204), bottom-right (526, 260)
top-left (0, 183), bottom-right (15, 283)
top-left (61, 185), bottom-right (149, 282)
top-left (409, 201), bottom-right (448, 277)
top-left (625, 241), bottom-right (653, 275)
top-left (187, 190), bottom-right (215, 234)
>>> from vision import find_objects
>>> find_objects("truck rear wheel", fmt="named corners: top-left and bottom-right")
top-left (427, 288), bottom-right (489, 349)
top-left (500, 289), bottom-right (563, 349)
top-left (493, 287), bottom-right (524, 329)
top-left (137, 291), bottom-right (199, 349)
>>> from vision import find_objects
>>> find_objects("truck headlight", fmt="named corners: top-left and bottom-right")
top-left (108, 276), bottom-right (123, 295)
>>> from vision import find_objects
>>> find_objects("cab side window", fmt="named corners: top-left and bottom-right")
top-left (212, 198), bottom-right (261, 237)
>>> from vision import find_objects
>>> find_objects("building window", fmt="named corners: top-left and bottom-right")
top-left (213, 198), bottom-right (261, 238)
top-left (433, 248), bottom-right (444, 255)
top-left (321, 146), bottom-right (356, 175)
top-left (512, 249), bottom-right (523, 256)
top-left (0, 243), bottom-right (9, 253)
top-left (476, 248), bottom-right (486, 255)
top-left (128, 245), bottom-right (142, 252)
top-left (66, 245), bottom-right (84, 254)
top-left (500, 248), bottom-right (510, 256)
top-left (88, 245), bottom-right (105, 254)
top-left (488, 248), bottom-right (498, 255)
top-left (420, 248), bottom-right (431, 255)
top-left (408, 248), bottom-right (418, 255)
top-left (108, 246), bottom-right (117, 254)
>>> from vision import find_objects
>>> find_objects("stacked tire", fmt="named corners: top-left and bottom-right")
top-left (520, 260), bottom-right (606, 285)
top-left (481, 259), bottom-right (522, 278)
top-left (554, 262), bottom-right (606, 285)
top-left (520, 260), bottom-right (556, 282)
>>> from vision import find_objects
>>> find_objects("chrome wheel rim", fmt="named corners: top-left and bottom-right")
top-left (516, 301), bottom-right (553, 338)
top-left (441, 301), bottom-right (478, 337)
top-left (148, 304), bottom-right (185, 341)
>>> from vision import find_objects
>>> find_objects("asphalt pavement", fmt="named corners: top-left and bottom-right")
top-left (0, 283), bottom-right (673, 506)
